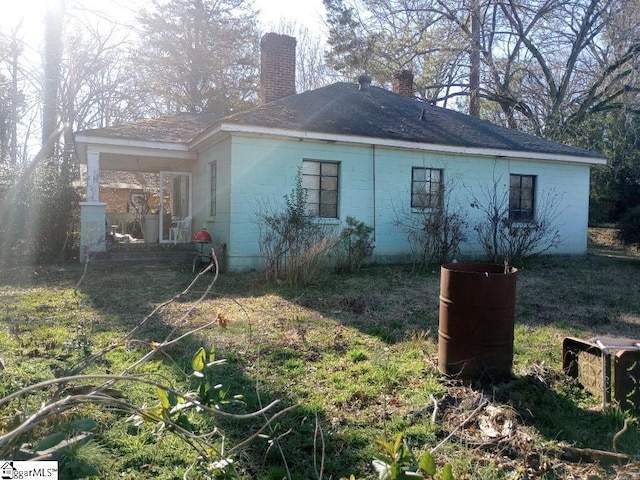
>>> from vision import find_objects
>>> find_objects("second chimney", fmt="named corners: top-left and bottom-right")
top-left (392, 70), bottom-right (414, 98)
top-left (260, 33), bottom-right (297, 104)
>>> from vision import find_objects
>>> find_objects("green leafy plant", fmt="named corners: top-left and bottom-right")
top-left (127, 345), bottom-right (249, 477)
top-left (135, 345), bottom-right (241, 428)
top-left (0, 161), bottom-right (78, 267)
top-left (335, 216), bottom-right (374, 273)
top-left (68, 318), bottom-right (92, 356)
top-left (372, 434), bottom-right (454, 480)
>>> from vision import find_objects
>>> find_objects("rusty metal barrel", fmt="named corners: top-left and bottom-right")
top-left (438, 262), bottom-right (518, 380)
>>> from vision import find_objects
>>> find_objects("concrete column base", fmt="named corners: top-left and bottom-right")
top-left (79, 202), bottom-right (107, 263)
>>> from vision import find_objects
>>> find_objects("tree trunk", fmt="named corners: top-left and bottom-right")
top-left (41, 0), bottom-right (65, 160)
top-left (469, 0), bottom-right (481, 117)
top-left (10, 32), bottom-right (19, 165)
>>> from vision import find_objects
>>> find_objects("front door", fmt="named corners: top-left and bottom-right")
top-left (159, 171), bottom-right (192, 243)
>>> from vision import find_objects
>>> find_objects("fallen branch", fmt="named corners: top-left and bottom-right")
top-left (430, 394), bottom-right (439, 424)
top-left (613, 418), bottom-right (630, 453)
top-left (559, 445), bottom-right (640, 464)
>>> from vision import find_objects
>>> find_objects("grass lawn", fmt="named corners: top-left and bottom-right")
top-left (1, 228), bottom-right (639, 479)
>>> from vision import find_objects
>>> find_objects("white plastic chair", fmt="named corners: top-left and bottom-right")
top-left (169, 215), bottom-right (192, 243)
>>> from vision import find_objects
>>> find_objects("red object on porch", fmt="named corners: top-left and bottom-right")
top-left (192, 229), bottom-right (212, 243)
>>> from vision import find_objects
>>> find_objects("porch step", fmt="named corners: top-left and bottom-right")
top-left (92, 242), bottom-right (194, 267)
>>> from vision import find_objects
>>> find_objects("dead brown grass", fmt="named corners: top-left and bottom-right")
top-left (589, 226), bottom-right (640, 259)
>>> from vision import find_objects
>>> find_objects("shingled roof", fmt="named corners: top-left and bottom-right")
top-left (221, 82), bottom-right (604, 160)
top-left (77, 112), bottom-right (222, 143)
top-left (77, 81), bottom-right (604, 161)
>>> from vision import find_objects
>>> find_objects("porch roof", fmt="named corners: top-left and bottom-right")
top-left (74, 114), bottom-right (220, 171)
top-left (77, 112), bottom-right (222, 143)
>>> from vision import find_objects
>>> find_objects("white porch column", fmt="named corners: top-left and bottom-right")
top-left (79, 148), bottom-right (106, 262)
top-left (86, 148), bottom-right (100, 201)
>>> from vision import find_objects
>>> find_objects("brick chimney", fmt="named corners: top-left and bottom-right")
top-left (392, 70), bottom-right (414, 98)
top-left (260, 33), bottom-right (297, 104)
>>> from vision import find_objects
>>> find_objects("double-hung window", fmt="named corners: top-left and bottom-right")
top-left (302, 160), bottom-right (339, 218)
top-left (411, 167), bottom-right (443, 208)
top-left (509, 174), bottom-right (535, 222)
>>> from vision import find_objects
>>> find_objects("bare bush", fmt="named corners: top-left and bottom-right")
top-left (395, 181), bottom-right (468, 269)
top-left (471, 177), bottom-right (563, 263)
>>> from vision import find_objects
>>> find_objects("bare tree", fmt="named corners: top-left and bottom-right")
top-left (42, 0), bottom-right (65, 159)
top-left (60, 19), bottom-right (146, 130)
top-left (324, 0), bottom-right (640, 135)
top-left (324, 0), bottom-right (472, 104)
top-left (0, 32), bottom-right (14, 165)
top-left (0, 28), bottom-right (27, 166)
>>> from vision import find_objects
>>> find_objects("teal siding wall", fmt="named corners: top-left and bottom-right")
top-left (192, 138), bottom-right (232, 266)
top-left (199, 135), bottom-right (592, 272)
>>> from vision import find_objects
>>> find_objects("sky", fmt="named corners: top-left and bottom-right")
top-left (0, 0), bottom-right (327, 43)
top-left (254, 0), bottom-right (326, 33)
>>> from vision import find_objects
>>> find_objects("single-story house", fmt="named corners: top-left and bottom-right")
top-left (74, 33), bottom-right (606, 271)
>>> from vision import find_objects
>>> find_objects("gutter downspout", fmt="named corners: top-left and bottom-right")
top-left (372, 145), bottom-right (376, 243)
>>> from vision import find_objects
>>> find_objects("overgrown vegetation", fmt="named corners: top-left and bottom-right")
top-left (576, 110), bottom-right (640, 225)
top-left (369, 434), bottom-right (453, 480)
top-left (1, 230), bottom-right (639, 479)
top-left (470, 176), bottom-right (562, 263)
top-left (255, 169), bottom-right (337, 286)
top-left (394, 181), bottom-right (468, 269)
top-left (334, 216), bottom-right (374, 273)
top-left (617, 205), bottom-right (640, 248)
top-left (0, 263), bottom-right (295, 479)
top-left (0, 162), bottom-right (78, 267)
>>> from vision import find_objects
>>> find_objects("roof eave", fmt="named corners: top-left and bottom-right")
top-left (190, 123), bottom-right (607, 166)
top-left (75, 134), bottom-right (196, 161)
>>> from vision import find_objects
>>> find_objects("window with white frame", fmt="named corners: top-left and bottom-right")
top-left (411, 167), bottom-right (443, 208)
top-left (302, 160), bottom-right (339, 218)
top-left (209, 161), bottom-right (217, 217)
top-left (509, 174), bottom-right (535, 222)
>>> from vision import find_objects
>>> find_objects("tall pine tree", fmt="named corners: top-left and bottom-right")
top-left (135, 0), bottom-right (261, 115)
